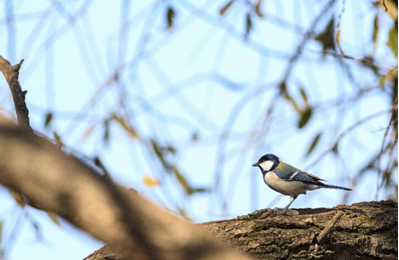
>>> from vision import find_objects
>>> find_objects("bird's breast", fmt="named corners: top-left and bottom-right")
top-left (264, 171), bottom-right (313, 196)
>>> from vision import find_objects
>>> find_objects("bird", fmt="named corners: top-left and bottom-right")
top-left (252, 154), bottom-right (351, 215)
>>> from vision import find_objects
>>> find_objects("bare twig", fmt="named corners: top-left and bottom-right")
top-left (382, 0), bottom-right (388, 12)
top-left (376, 104), bottom-right (397, 199)
top-left (282, 0), bottom-right (337, 81)
top-left (0, 56), bottom-right (32, 131)
top-left (307, 107), bottom-right (395, 170)
top-left (316, 211), bottom-right (344, 244)
top-left (335, 0), bottom-right (346, 56)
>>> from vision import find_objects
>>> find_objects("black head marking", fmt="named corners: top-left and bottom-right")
top-left (252, 154), bottom-right (280, 172)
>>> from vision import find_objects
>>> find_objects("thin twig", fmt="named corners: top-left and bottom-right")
top-left (307, 107), bottom-right (395, 170)
top-left (335, 0), bottom-right (346, 56)
top-left (382, 0), bottom-right (388, 12)
top-left (316, 211), bottom-right (343, 244)
top-left (375, 105), bottom-right (397, 199)
top-left (0, 56), bottom-right (33, 132)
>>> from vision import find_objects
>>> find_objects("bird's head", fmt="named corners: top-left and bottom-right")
top-left (252, 154), bottom-right (280, 172)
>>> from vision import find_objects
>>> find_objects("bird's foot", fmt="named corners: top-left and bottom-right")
top-left (272, 208), bottom-right (293, 215)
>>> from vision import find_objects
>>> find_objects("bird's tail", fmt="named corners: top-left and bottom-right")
top-left (322, 183), bottom-right (352, 191)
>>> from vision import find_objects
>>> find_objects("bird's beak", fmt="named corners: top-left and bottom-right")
top-left (252, 163), bottom-right (258, 167)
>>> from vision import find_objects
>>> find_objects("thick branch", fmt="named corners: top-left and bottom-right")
top-left (0, 56), bottom-right (32, 131)
top-left (86, 201), bottom-right (397, 259)
top-left (0, 125), bottom-right (252, 260)
top-left (203, 201), bottom-right (397, 259)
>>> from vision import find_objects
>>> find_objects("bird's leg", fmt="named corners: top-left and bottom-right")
top-left (273, 196), bottom-right (297, 215)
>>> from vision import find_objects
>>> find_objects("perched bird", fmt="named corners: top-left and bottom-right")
top-left (252, 154), bottom-right (351, 214)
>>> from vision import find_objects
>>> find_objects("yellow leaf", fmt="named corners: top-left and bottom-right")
top-left (143, 176), bottom-right (161, 187)
top-left (46, 211), bottom-right (61, 227)
top-left (336, 26), bottom-right (344, 56)
top-left (112, 114), bottom-right (139, 139)
top-left (9, 189), bottom-right (25, 208)
top-left (255, 0), bottom-right (264, 17)
top-left (80, 124), bottom-right (96, 142)
top-left (219, 0), bottom-right (235, 16)
top-left (47, 212), bottom-right (61, 226)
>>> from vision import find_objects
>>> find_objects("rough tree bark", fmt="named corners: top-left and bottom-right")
top-left (204, 201), bottom-right (398, 259)
top-left (86, 201), bottom-right (398, 259)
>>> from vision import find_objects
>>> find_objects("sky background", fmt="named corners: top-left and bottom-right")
top-left (0, 0), bottom-right (397, 259)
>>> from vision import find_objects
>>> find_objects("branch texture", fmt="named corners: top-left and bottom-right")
top-left (0, 56), bottom-right (32, 131)
top-left (203, 201), bottom-right (397, 259)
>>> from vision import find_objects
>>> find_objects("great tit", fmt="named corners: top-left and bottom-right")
top-left (252, 154), bottom-right (351, 214)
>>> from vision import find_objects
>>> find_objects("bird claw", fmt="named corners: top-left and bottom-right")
top-left (272, 208), bottom-right (293, 215)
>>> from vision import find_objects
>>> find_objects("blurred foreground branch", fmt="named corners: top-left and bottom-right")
top-left (0, 56), bottom-right (252, 260)
top-left (0, 124), bottom-right (252, 260)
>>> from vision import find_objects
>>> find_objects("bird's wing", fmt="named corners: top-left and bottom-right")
top-left (301, 171), bottom-right (326, 182)
top-left (274, 162), bottom-right (326, 182)
top-left (273, 162), bottom-right (300, 179)
top-left (288, 171), bottom-right (324, 184)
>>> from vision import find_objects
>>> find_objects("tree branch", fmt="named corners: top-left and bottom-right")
top-left (84, 200), bottom-right (397, 259)
top-left (203, 201), bottom-right (397, 259)
top-left (0, 124), bottom-right (253, 260)
top-left (0, 56), bottom-right (32, 131)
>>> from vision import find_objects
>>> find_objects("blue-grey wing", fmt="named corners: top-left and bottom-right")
top-left (289, 171), bottom-right (323, 184)
top-left (274, 162), bottom-right (326, 183)
top-left (273, 162), bottom-right (300, 179)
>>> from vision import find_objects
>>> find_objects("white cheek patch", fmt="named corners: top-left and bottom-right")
top-left (259, 160), bottom-right (274, 171)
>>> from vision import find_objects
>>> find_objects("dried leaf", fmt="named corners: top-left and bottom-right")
top-left (173, 166), bottom-right (191, 194)
top-left (112, 114), bottom-right (139, 139)
top-left (9, 189), bottom-right (25, 207)
top-left (53, 131), bottom-right (62, 148)
top-left (306, 133), bottom-right (322, 156)
top-left (150, 139), bottom-right (170, 171)
top-left (387, 24), bottom-right (398, 58)
top-left (166, 145), bottom-right (177, 154)
top-left (315, 18), bottom-right (335, 52)
top-left (166, 6), bottom-right (175, 29)
top-left (372, 15), bottom-right (379, 54)
top-left (299, 86), bottom-right (308, 106)
top-left (191, 132), bottom-right (199, 142)
top-left (282, 85), bottom-right (301, 113)
top-left (379, 67), bottom-right (398, 86)
top-left (94, 156), bottom-right (111, 178)
top-left (44, 112), bottom-right (53, 128)
top-left (244, 12), bottom-right (253, 39)
top-left (103, 119), bottom-right (110, 144)
top-left (298, 107), bottom-right (313, 129)
top-left (331, 142), bottom-right (339, 154)
top-left (80, 124), bottom-right (96, 141)
top-left (335, 26), bottom-right (344, 56)
top-left (219, 0), bottom-right (235, 16)
top-left (255, 0), bottom-right (264, 17)
top-left (143, 176), bottom-right (161, 187)
top-left (47, 212), bottom-right (61, 226)
top-left (172, 166), bottom-right (209, 195)
top-left (189, 187), bottom-right (209, 194)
